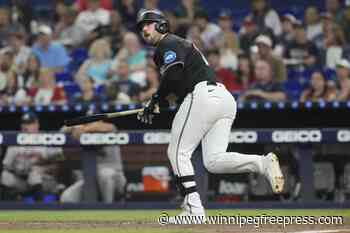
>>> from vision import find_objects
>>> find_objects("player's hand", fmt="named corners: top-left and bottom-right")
top-left (137, 94), bottom-right (160, 124)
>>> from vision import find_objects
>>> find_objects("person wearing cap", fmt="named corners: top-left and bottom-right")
top-left (0, 112), bottom-right (63, 201)
top-left (335, 59), bottom-right (350, 101)
top-left (215, 9), bottom-right (239, 70)
top-left (255, 34), bottom-right (286, 82)
top-left (31, 24), bottom-right (70, 72)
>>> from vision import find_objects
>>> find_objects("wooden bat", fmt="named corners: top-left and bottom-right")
top-left (64, 108), bottom-right (144, 126)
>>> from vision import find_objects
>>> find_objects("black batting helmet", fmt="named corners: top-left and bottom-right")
top-left (137, 9), bottom-right (169, 34)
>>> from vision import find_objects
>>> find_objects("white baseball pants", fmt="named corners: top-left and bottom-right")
top-left (167, 81), bottom-right (263, 183)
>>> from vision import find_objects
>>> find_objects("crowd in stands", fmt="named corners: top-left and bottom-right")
top-left (0, 0), bottom-right (350, 107)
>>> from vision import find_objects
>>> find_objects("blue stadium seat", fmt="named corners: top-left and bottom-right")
top-left (63, 82), bottom-right (81, 101)
top-left (55, 72), bottom-right (74, 84)
top-left (68, 48), bottom-right (89, 74)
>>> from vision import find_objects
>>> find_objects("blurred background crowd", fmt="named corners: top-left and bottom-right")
top-left (0, 0), bottom-right (350, 107)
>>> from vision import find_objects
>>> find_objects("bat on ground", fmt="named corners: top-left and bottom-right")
top-left (64, 108), bottom-right (144, 126)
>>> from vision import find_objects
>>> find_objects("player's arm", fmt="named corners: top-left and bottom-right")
top-left (155, 63), bottom-right (184, 101)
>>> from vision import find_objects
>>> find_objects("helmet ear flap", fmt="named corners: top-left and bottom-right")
top-left (155, 20), bottom-right (169, 34)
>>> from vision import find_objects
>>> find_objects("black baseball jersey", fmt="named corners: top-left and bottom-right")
top-left (153, 33), bottom-right (216, 104)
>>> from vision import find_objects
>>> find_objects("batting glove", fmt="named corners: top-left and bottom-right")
top-left (137, 94), bottom-right (160, 124)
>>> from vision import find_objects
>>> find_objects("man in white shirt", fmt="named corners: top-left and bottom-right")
top-left (75, 0), bottom-right (110, 33)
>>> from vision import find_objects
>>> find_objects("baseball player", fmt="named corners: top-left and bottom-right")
top-left (1, 112), bottom-right (63, 201)
top-left (136, 10), bottom-right (284, 219)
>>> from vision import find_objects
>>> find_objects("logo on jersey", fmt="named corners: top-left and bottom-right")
top-left (164, 51), bottom-right (176, 64)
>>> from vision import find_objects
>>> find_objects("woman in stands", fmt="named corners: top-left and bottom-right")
top-left (75, 38), bottom-right (112, 86)
top-left (300, 71), bottom-right (337, 102)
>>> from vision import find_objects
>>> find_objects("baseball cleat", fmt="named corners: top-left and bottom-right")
top-left (168, 193), bottom-right (206, 224)
top-left (262, 152), bottom-right (284, 193)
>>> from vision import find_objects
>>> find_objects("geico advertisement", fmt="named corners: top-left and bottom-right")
top-left (271, 130), bottom-right (322, 143)
top-left (229, 131), bottom-right (258, 143)
top-left (337, 130), bottom-right (350, 142)
top-left (80, 133), bottom-right (129, 145)
top-left (17, 133), bottom-right (66, 145)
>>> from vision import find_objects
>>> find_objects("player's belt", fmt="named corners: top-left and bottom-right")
top-left (207, 81), bottom-right (217, 86)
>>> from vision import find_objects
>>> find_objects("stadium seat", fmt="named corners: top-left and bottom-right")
top-left (68, 48), bottom-right (89, 74)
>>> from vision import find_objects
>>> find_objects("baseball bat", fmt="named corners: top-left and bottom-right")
top-left (64, 108), bottom-right (144, 126)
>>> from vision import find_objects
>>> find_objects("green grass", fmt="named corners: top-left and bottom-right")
top-left (0, 209), bottom-right (348, 222)
top-left (0, 209), bottom-right (347, 233)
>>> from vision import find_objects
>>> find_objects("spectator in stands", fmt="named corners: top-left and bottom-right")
top-left (116, 0), bottom-right (139, 32)
top-left (284, 24), bottom-right (320, 68)
top-left (304, 6), bottom-right (323, 41)
top-left (334, 59), bottom-right (350, 101)
top-left (175, 0), bottom-right (203, 31)
top-left (75, 0), bottom-right (110, 34)
top-left (300, 71), bottom-right (337, 102)
top-left (75, 0), bottom-right (113, 12)
top-left (240, 59), bottom-right (286, 102)
top-left (325, 0), bottom-right (343, 24)
top-left (139, 65), bottom-right (160, 102)
top-left (0, 8), bottom-right (14, 48)
top-left (76, 38), bottom-right (112, 86)
top-left (281, 14), bottom-right (298, 44)
top-left (142, 0), bottom-right (159, 11)
top-left (2, 27), bottom-right (31, 76)
top-left (236, 54), bottom-right (255, 90)
top-left (53, 6), bottom-right (88, 49)
top-left (239, 16), bottom-right (260, 55)
top-left (73, 76), bottom-right (104, 105)
top-left (207, 49), bottom-right (242, 93)
top-left (1, 112), bottom-right (63, 201)
top-left (248, 0), bottom-right (282, 37)
top-left (164, 10), bottom-right (188, 38)
top-left (322, 24), bottom-right (346, 69)
top-left (102, 10), bottom-right (128, 55)
top-left (29, 68), bottom-right (67, 105)
top-left (60, 120), bottom-right (127, 203)
top-left (111, 32), bottom-right (147, 87)
top-left (216, 9), bottom-right (240, 70)
top-left (108, 60), bottom-right (140, 103)
top-left (32, 25), bottom-right (71, 72)
top-left (20, 54), bottom-right (41, 91)
top-left (193, 10), bottom-right (222, 50)
top-left (186, 24), bottom-right (205, 51)
top-left (1, 71), bottom-right (30, 106)
top-left (255, 35), bottom-right (287, 83)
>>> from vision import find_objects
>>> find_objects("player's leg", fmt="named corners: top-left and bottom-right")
top-left (201, 88), bottom-right (284, 193)
top-left (202, 117), bottom-right (264, 174)
top-left (1, 170), bottom-right (27, 193)
top-left (167, 93), bottom-right (209, 216)
top-left (97, 166), bottom-right (126, 203)
top-left (60, 180), bottom-right (84, 203)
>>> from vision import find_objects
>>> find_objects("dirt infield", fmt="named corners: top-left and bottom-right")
top-left (0, 219), bottom-right (348, 233)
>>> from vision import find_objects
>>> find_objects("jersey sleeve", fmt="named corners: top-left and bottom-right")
top-left (157, 43), bottom-right (186, 76)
